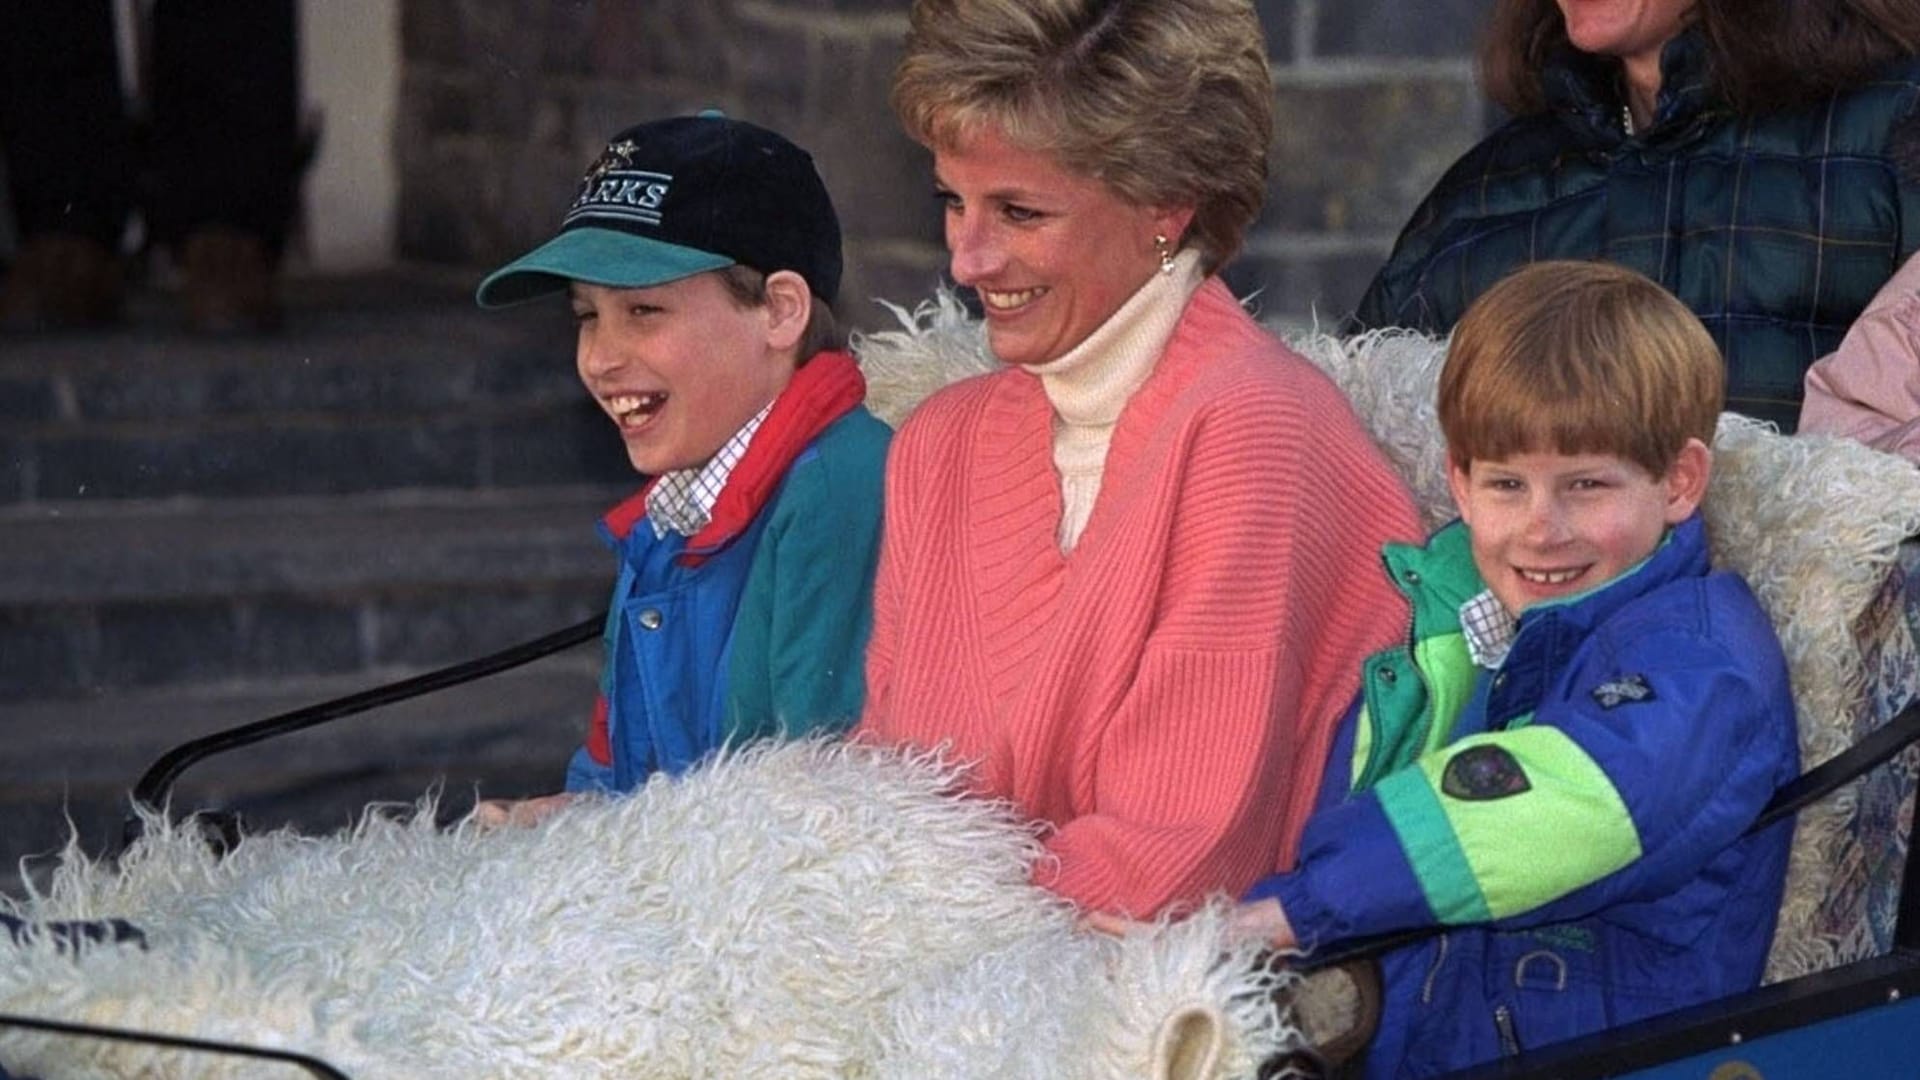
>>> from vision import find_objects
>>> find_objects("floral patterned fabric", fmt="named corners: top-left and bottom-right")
top-left (1818, 538), bottom-right (1920, 958)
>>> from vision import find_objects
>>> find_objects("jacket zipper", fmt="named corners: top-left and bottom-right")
top-left (1493, 1004), bottom-right (1523, 1057)
top-left (1357, 559), bottom-right (1423, 790)
top-left (1420, 933), bottom-right (1450, 1003)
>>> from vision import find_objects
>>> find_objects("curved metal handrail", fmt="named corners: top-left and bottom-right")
top-left (0, 1011), bottom-right (351, 1079)
top-left (121, 611), bottom-right (604, 845)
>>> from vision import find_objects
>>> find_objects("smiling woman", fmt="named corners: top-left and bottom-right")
top-left (855, 0), bottom-right (1425, 920)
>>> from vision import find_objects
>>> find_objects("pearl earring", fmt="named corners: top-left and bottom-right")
top-left (1154, 234), bottom-right (1175, 275)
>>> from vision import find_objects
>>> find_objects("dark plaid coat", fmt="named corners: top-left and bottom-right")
top-left (1352, 31), bottom-right (1920, 431)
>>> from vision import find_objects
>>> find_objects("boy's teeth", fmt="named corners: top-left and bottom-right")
top-left (610, 392), bottom-right (667, 420)
top-left (1520, 568), bottom-right (1580, 585)
top-left (982, 287), bottom-right (1043, 310)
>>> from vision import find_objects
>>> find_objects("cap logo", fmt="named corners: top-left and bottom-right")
top-left (566, 138), bottom-right (673, 228)
top-left (587, 138), bottom-right (639, 179)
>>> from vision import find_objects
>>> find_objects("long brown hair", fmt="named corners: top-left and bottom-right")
top-left (1480, 0), bottom-right (1920, 117)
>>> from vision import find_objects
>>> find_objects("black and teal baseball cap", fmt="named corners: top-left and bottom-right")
top-left (476, 111), bottom-right (842, 307)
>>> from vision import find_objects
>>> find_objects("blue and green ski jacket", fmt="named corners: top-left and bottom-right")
top-left (1246, 514), bottom-right (1798, 1076)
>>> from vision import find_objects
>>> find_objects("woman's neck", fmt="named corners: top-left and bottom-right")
top-left (1021, 248), bottom-right (1204, 426)
top-left (1622, 51), bottom-right (1662, 132)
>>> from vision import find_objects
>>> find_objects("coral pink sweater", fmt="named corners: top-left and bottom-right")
top-left (858, 280), bottom-right (1423, 916)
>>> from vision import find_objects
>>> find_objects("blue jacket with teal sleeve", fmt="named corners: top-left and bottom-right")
top-left (1245, 513), bottom-right (1797, 1077)
top-left (564, 352), bottom-right (890, 793)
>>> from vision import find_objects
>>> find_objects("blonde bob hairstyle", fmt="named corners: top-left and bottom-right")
top-left (1439, 260), bottom-right (1724, 479)
top-left (891, 0), bottom-right (1274, 272)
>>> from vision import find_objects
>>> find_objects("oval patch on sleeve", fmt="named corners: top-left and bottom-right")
top-left (1441, 745), bottom-right (1533, 801)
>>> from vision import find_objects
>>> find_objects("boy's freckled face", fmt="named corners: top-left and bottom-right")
top-left (570, 274), bottom-right (792, 477)
top-left (1449, 449), bottom-right (1695, 617)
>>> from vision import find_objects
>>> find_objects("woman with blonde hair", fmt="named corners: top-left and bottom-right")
top-left (858, 0), bottom-right (1422, 919)
top-left (1354, 0), bottom-right (1920, 432)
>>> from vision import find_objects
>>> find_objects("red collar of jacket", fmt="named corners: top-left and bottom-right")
top-left (599, 350), bottom-right (867, 566)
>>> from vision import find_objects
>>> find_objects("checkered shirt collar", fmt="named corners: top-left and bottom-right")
top-left (645, 401), bottom-right (774, 539)
top-left (1460, 588), bottom-right (1518, 670)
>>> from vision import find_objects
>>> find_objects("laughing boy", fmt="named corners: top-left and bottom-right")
top-left (471, 113), bottom-right (889, 824)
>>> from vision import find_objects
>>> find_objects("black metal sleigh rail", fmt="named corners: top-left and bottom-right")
top-left (117, 613), bottom-right (1920, 864)
top-left (120, 610), bottom-right (607, 848)
top-left (9, 615), bottom-right (608, 1079)
top-left (0, 1011), bottom-right (350, 1079)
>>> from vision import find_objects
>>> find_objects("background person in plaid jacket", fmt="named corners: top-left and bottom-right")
top-left (1350, 0), bottom-right (1920, 433)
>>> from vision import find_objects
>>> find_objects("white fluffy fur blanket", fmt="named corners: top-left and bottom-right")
top-left (1, 743), bottom-right (1296, 1079)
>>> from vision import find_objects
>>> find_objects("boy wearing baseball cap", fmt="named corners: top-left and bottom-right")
top-left (472, 113), bottom-right (889, 825)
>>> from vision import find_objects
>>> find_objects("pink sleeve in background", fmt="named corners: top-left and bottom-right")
top-left (1799, 254), bottom-right (1920, 462)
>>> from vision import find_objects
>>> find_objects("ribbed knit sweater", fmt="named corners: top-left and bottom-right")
top-left (858, 279), bottom-right (1423, 916)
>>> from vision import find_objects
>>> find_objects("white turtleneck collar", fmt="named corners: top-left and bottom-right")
top-left (1018, 248), bottom-right (1205, 552)
top-left (1020, 247), bottom-right (1206, 426)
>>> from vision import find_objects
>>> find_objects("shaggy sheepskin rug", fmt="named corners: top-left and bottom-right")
top-left (0, 743), bottom-right (1297, 1079)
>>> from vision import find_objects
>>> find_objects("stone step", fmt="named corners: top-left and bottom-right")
top-left (0, 660), bottom-right (597, 899)
top-left (0, 270), bottom-right (636, 899)
top-left (0, 486), bottom-right (626, 699)
top-left (0, 267), bottom-right (634, 505)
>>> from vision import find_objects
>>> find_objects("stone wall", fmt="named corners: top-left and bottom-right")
top-left (397, 0), bottom-right (1495, 330)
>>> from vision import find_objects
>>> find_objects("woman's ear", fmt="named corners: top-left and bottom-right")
top-left (761, 269), bottom-right (812, 353)
top-left (1150, 203), bottom-right (1199, 252)
top-left (1662, 437), bottom-right (1713, 524)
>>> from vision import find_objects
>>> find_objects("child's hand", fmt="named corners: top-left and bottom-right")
top-left (1085, 903), bottom-right (1298, 950)
top-left (470, 793), bottom-right (575, 830)
top-left (1228, 898), bottom-right (1297, 949)
top-left (1080, 910), bottom-right (1149, 936)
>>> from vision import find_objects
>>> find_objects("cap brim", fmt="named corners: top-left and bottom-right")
top-left (474, 228), bottom-right (735, 308)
